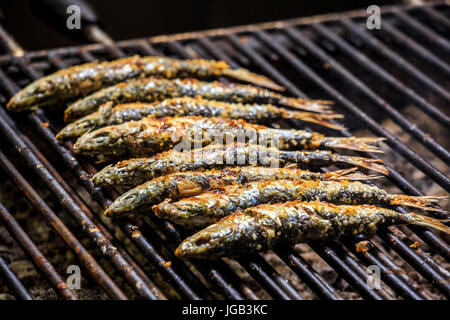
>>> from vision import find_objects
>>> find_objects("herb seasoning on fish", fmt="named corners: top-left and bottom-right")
top-left (64, 77), bottom-right (332, 121)
top-left (153, 179), bottom-right (445, 229)
top-left (72, 115), bottom-right (383, 161)
top-left (175, 201), bottom-right (450, 259)
top-left (105, 166), bottom-right (377, 218)
top-left (91, 143), bottom-right (388, 188)
top-left (7, 56), bottom-right (284, 112)
top-left (57, 97), bottom-right (344, 140)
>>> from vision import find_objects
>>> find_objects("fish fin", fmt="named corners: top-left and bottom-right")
top-left (391, 194), bottom-right (449, 212)
top-left (338, 155), bottom-right (389, 175)
top-left (324, 168), bottom-right (382, 181)
top-left (411, 214), bottom-right (450, 233)
top-left (222, 68), bottom-right (285, 91)
top-left (287, 112), bottom-right (346, 130)
top-left (323, 137), bottom-right (385, 153)
top-left (279, 97), bottom-right (334, 114)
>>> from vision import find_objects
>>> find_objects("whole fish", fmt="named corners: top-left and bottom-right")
top-left (72, 115), bottom-right (383, 161)
top-left (57, 97), bottom-right (344, 140)
top-left (175, 201), bottom-right (450, 259)
top-left (153, 179), bottom-right (445, 229)
top-left (91, 143), bottom-right (388, 188)
top-left (105, 166), bottom-right (377, 218)
top-left (7, 56), bottom-right (284, 112)
top-left (63, 77), bottom-right (333, 121)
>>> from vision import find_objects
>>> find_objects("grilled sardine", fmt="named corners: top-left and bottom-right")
top-left (153, 179), bottom-right (445, 229)
top-left (64, 77), bottom-right (332, 121)
top-left (57, 97), bottom-right (344, 140)
top-left (175, 201), bottom-right (450, 259)
top-left (105, 166), bottom-right (377, 218)
top-left (7, 56), bottom-right (284, 112)
top-left (92, 143), bottom-right (388, 188)
top-left (73, 115), bottom-right (383, 161)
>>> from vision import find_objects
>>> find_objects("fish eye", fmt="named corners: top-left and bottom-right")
top-left (194, 236), bottom-right (210, 246)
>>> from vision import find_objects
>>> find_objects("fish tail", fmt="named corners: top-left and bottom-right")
top-left (324, 168), bottom-right (382, 181)
top-left (391, 194), bottom-right (449, 212)
top-left (279, 97), bottom-right (334, 114)
top-left (222, 68), bottom-right (285, 91)
top-left (410, 214), bottom-right (450, 233)
top-left (322, 137), bottom-right (385, 153)
top-left (338, 155), bottom-right (389, 175)
top-left (287, 112), bottom-right (346, 130)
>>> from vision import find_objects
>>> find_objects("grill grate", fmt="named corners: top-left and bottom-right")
top-left (0, 2), bottom-right (448, 300)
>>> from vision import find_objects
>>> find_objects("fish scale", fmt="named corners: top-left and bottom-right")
top-left (175, 201), bottom-right (450, 259)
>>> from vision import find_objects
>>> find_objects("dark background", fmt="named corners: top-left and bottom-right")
top-left (0, 0), bottom-right (398, 51)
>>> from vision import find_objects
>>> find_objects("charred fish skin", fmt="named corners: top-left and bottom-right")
top-left (175, 201), bottom-right (450, 259)
top-left (64, 77), bottom-right (333, 121)
top-left (72, 115), bottom-right (382, 160)
top-left (153, 179), bottom-right (443, 229)
top-left (7, 56), bottom-right (284, 112)
top-left (57, 97), bottom-right (344, 140)
top-left (92, 143), bottom-right (388, 188)
top-left (104, 166), bottom-right (370, 218)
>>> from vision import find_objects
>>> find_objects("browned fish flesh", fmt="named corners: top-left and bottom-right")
top-left (175, 201), bottom-right (450, 259)
top-left (91, 143), bottom-right (388, 188)
top-left (63, 77), bottom-right (333, 121)
top-left (153, 179), bottom-right (446, 229)
top-left (72, 115), bottom-right (383, 161)
top-left (7, 56), bottom-right (284, 112)
top-left (57, 97), bottom-right (344, 140)
top-left (105, 166), bottom-right (377, 218)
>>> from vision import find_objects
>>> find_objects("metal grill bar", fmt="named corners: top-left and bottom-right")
top-left (310, 22), bottom-right (450, 129)
top-left (0, 105), bottom-right (164, 300)
top-left (27, 43), bottom-right (267, 300)
top-left (0, 201), bottom-right (76, 299)
top-left (264, 27), bottom-right (450, 191)
top-left (303, 25), bottom-right (450, 163)
top-left (339, 19), bottom-right (450, 109)
top-left (0, 150), bottom-right (128, 299)
top-left (194, 36), bottom-right (389, 300)
top-left (380, 20), bottom-right (450, 77)
top-left (393, 11), bottom-right (450, 53)
top-left (0, 2), bottom-right (447, 300)
top-left (246, 28), bottom-right (449, 293)
top-left (0, 256), bottom-right (32, 300)
top-left (219, 31), bottom-right (442, 300)
top-left (422, 6), bottom-right (450, 29)
top-left (182, 35), bottom-right (379, 300)
top-left (203, 33), bottom-right (399, 299)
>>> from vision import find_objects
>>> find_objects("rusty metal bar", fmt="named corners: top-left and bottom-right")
top-left (253, 26), bottom-right (450, 263)
top-left (339, 19), bottom-right (450, 105)
top-left (0, 104), bottom-right (163, 300)
top-left (0, 150), bottom-right (128, 300)
top-left (40, 47), bottom-right (259, 300)
top-left (0, 201), bottom-right (76, 300)
top-left (310, 23), bottom-right (450, 128)
top-left (380, 20), bottom-right (450, 77)
top-left (0, 256), bottom-right (32, 300)
top-left (393, 11), bottom-right (450, 53)
top-left (224, 30), bottom-right (446, 299)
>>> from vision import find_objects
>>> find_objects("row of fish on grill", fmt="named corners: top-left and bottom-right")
top-left (7, 55), bottom-right (449, 259)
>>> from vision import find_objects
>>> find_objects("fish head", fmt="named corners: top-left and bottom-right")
top-left (175, 213), bottom-right (259, 259)
top-left (105, 182), bottom-right (157, 218)
top-left (73, 125), bottom-right (132, 158)
top-left (7, 77), bottom-right (60, 111)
